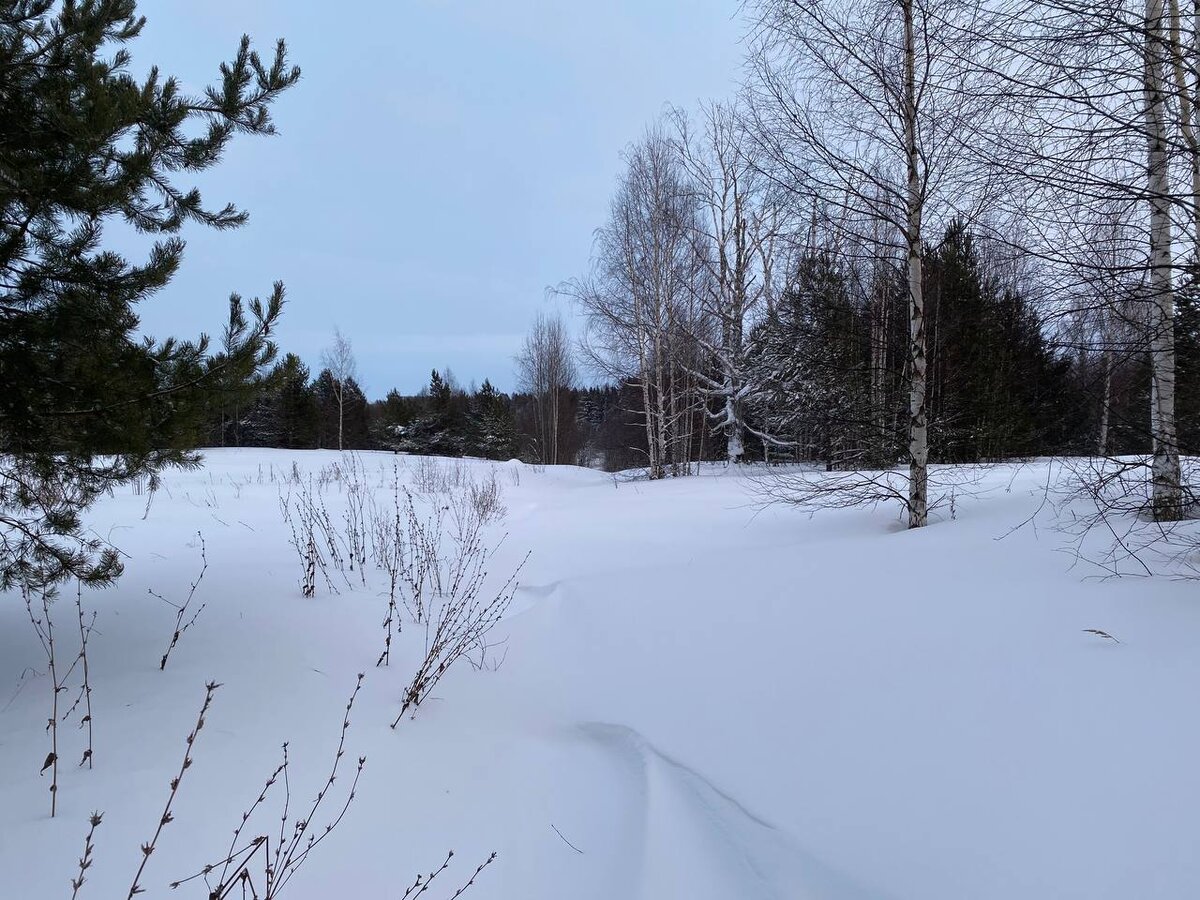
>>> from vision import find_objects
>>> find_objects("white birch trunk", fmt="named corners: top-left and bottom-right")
top-left (1146, 0), bottom-right (1184, 520)
top-left (903, 0), bottom-right (928, 529)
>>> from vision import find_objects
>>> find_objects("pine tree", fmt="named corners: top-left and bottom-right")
top-left (0, 1), bottom-right (299, 589)
top-left (747, 252), bottom-right (875, 469)
top-left (251, 353), bottom-right (318, 449)
top-left (924, 222), bottom-right (1078, 462)
top-left (315, 369), bottom-right (368, 449)
top-left (468, 379), bottom-right (517, 460)
top-left (401, 369), bottom-right (469, 456)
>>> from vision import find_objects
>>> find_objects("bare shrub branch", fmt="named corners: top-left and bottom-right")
top-left (127, 681), bottom-right (220, 898)
top-left (154, 532), bottom-right (209, 671)
top-left (172, 674), bottom-right (366, 899)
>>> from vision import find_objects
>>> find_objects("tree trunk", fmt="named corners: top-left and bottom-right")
top-left (1098, 347), bottom-right (1112, 455)
top-left (727, 392), bottom-right (745, 462)
top-left (903, 0), bottom-right (928, 528)
top-left (1166, 0), bottom-right (1200, 262)
top-left (1145, 0), bottom-right (1185, 520)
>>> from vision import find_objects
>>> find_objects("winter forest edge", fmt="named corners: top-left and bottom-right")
top-left (3, 1), bottom-right (1200, 898)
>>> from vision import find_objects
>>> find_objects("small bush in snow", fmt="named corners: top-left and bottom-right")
top-left (126, 681), bottom-right (220, 898)
top-left (152, 532), bottom-right (209, 671)
top-left (172, 675), bottom-right (367, 899)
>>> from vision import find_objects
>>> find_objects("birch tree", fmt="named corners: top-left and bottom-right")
top-left (321, 327), bottom-right (357, 452)
top-left (670, 102), bottom-right (784, 462)
top-left (1144, 0), bottom-right (1184, 519)
top-left (568, 129), bottom-right (704, 478)
top-left (516, 311), bottom-right (576, 465)
top-left (748, 0), bottom-right (991, 527)
top-left (970, 0), bottom-right (1193, 520)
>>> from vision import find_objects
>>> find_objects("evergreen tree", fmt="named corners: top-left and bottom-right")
top-left (315, 369), bottom-right (368, 449)
top-left (369, 388), bottom-right (420, 450)
top-left (250, 353), bottom-right (317, 449)
top-left (401, 369), bottom-right (469, 456)
top-left (0, 1), bottom-right (299, 588)
top-left (924, 222), bottom-right (1078, 462)
top-left (584, 382), bottom-right (648, 471)
top-left (207, 299), bottom-right (281, 447)
top-left (1174, 280), bottom-right (1200, 454)
top-left (468, 379), bottom-right (517, 459)
top-left (747, 252), bottom-right (875, 469)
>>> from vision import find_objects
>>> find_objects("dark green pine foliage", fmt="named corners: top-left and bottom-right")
top-left (244, 353), bottom-right (318, 449)
top-left (468, 379), bottom-right (517, 459)
top-left (924, 222), bottom-right (1077, 462)
top-left (273, 354), bottom-right (320, 449)
top-left (314, 369), bottom-right (369, 449)
top-left (207, 296), bottom-right (282, 446)
top-left (369, 388), bottom-right (420, 450)
top-left (0, 1), bottom-right (299, 588)
top-left (399, 370), bottom-right (470, 456)
top-left (746, 251), bottom-right (875, 469)
top-left (1173, 279), bottom-right (1200, 454)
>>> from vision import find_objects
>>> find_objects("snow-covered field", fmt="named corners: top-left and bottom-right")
top-left (2, 449), bottom-right (1198, 899)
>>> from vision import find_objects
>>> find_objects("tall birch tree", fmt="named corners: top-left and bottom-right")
top-left (670, 102), bottom-right (784, 463)
top-left (748, 0), bottom-right (990, 526)
top-left (516, 311), bottom-right (576, 465)
top-left (321, 327), bottom-right (357, 453)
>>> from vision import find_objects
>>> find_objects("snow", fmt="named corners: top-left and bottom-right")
top-left (2, 449), bottom-right (1198, 899)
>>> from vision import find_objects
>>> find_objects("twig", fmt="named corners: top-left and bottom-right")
top-left (127, 681), bottom-right (220, 898)
top-left (182, 676), bottom-right (367, 899)
top-left (550, 824), bottom-right (583, 854)
top-left (400, 850), bottom-right (454, 900)
top-left (71, 580), bottom-right (96, 767)
top-left (25, 584), bottom-right (62, 816)
top-left (156, 533), bottom-right (209, 671)
top-left (70, 812), bottom-right (103, 899)
top-left (447, 852), bottom-right (498, 898)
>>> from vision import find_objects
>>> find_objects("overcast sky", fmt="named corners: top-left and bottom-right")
top-left (129, 1), bottom-right (748, 397)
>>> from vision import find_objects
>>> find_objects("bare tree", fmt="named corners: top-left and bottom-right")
top-left (567, 128), bottom-right (705, 479)
top-left (748, 0), bottom-right (994, 526)
top-left (964, 0), bottom-right (1195, 520)
top-left (321, 327), bottom-right (358, 453)
top-left (516, 312), bottom-right (576, 465)
top-left (670, 101), bottom-right (786, 462)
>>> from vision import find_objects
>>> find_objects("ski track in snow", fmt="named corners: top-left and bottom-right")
top-left (575, 721), bottom-right (889, 900)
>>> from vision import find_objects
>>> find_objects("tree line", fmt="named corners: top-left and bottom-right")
top-left (202, 340), bottom-right (653, 470)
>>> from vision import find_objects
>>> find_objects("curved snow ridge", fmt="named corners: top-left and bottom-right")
top-left (515, 580), bottom-right (566, 600)
top-left (578, 722), bottom-right (891, 900)
top-left (503, 579), bottom-right (568, 620)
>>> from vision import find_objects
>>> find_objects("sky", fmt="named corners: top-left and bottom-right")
top-left (127, 1), bottom-right (750, 397)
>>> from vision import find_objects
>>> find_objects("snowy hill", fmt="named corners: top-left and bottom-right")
top-left (1, 450), bottom-right (1197, 899)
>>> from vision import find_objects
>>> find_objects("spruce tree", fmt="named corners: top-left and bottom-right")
top-left (0, 1), bottom-right (299, 589)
